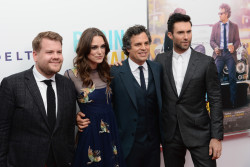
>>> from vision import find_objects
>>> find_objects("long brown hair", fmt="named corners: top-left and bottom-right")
top-left (74, 28), bottom-right (111, 87)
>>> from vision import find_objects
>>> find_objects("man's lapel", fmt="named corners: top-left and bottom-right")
top-left (217, 22), bottom-right (221, 45)
top-left (179, 49), bottom-right (199, 98)
top-left (166, 51), bottom-right (178, 97)
top-left (147, 60), bottom-right (162, 111)
top-left (24, 67), bottom-right (50, 129)
top-left (119, 59), bottom-right (138, 111)
top-left (228, 21), bottom-right (233, 43)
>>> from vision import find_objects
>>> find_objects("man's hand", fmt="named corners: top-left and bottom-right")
top-left (209, 138), bottom-right (222, 160)
top-left (76, 112), bottom-right (90, 132)
top-left (215, 47), bottom-right (221, 55)
top-left (112, 61), bottom-right (123, 66)
top-left (228, 45), bottom-right (235, 53)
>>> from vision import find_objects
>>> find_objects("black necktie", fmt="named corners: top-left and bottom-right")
top-left (223, 23), bottom-right (227, 51)
top-left (139, 66), bottom-right (146, 91)
top-left (43, 80), bottom-right (56, 131)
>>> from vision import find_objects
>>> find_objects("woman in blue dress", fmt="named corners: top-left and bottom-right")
top-left (65, 28), bottom-right (125, 167)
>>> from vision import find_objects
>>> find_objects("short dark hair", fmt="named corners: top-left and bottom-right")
top-left (122, 25), bottom-right (151, 56)
top-left (167, 13), bottom-right (192, 33)
top-left (220, 3), bottom-right (231, 18)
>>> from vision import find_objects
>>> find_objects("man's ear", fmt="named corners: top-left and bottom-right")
top-left (126, 49), bottom-right (130, 54)
top-left (33, 51), bottom-right (38, 62)
top-left (168, 32), bottom-right (173, 40)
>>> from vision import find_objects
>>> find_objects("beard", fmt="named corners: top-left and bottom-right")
top-left (36, 62), bottom-right (62, 78)
top-left (174, 41), bottom-right (191, 52)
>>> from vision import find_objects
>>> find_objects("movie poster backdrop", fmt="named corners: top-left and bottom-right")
top-left (148, 0), bottom-right (250, 134)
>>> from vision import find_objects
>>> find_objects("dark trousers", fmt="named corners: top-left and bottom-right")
top-left (215, 50), bottom-right (237, 105)
top-left (162, 126), bottom-right (216, 167)
top-left (126, 138), bottom-right (160, 167)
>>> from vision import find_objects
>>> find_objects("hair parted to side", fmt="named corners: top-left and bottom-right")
top-left (167, 13), bottom-right (192, 34)
top-left (32, 31), bottom-right (63, 52)
top-left (122, 25), bottom-right (152, 56)
top-left (220, 3), bottom-right (231, 18)
top-left (74, 27), bottom-right (111, 87)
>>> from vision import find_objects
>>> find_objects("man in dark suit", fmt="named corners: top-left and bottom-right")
top-left (155, 13), bottom-right (223, 167)
top-left (77, 25), bottom-right (162, 167)
top-left (210, 3), bottom-right (240, 107)
top-left (111, 25), bottom-right (162, 167)
top-left (0, 31), bottom-right (76, 167)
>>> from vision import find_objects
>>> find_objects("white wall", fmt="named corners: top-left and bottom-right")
top-left (0, 0), bottom-right (147, 81)
top-left (217, 132), bottom-right (250, 167)
top-left (160, 132), bottom-right (250, 167)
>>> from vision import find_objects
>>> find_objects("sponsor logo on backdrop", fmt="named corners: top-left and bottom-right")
top-left (1, 30), bottom-right (126, 64)
top-left (0, 51), bottom-right (32, 62)
top-left (73, 29), bottom-right (127, 64)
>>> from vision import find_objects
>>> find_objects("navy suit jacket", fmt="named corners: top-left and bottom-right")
top-left (0, 67), bottom-right (76, 167)
top-left (110, 59), bottom-right (162, 159)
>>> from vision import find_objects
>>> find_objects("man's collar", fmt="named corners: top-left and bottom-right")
top-left (128, 58), bottom-right (148, 72)
top-left (220, 20), bottom-right (229, 25)
top-left (33, 65), bottom-right (56, 82)
top-left (173, 47), bottom-right (191, 59)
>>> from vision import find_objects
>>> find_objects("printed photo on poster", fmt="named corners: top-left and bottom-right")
top-left (148, 0), bottom-right (250, 134)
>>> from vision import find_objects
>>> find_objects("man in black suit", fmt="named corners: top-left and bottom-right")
top-left (155, 13), bottom-right (224, 167)
top-left (77, 25), bottom-right (162, 167)
top-left (0, 31), bottom-right (76, 167)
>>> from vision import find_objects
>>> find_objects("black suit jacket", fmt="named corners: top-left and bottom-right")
top-left (155, 49), bottom-right (223, 147)
top-left (110, 59), bottom-right (162, 159)
top-left (0, 67), bottom-right (76, 167)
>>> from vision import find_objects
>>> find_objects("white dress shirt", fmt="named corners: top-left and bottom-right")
top-left (172, 48), bottom-right (191, 96)
top-left (128, 58), bottom-right (149, 89)
top-left (33, 66), bottom-right (58, 117)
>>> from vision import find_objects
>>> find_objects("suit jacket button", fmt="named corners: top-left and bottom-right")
top-left (134, 119), bottom-right (137, 122)
top-left (132, 133), bottom-right (134, 136)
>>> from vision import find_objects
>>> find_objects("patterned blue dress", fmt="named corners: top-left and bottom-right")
top-left (65, 69), bottom-right (125, 167)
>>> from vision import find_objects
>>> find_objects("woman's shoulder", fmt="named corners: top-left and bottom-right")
top-left (64, 67), bottom-right (79, 79)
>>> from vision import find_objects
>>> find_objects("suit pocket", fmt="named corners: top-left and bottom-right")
top-left (195, 116), bottom-right (210, 126)
top-left (189, 78), bottom-right (203, 86)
